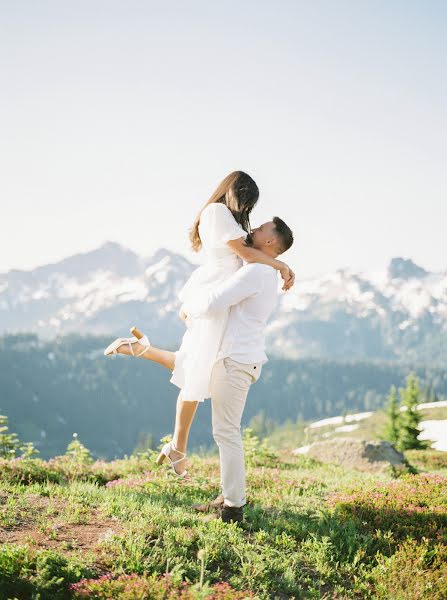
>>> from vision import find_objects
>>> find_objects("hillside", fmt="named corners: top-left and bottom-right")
top-left (288, 401), bottom-right (447, 454)
top-left (0, 431), bottom-right (446, 599)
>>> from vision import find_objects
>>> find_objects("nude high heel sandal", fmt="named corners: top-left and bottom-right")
top-left (103, 326), bottom-right (151, 357)
top-left (156, 440), bottom-right (188, 478)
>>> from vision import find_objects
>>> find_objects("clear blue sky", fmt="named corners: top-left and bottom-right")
top-left (1, 1), bottom-right (446, 278)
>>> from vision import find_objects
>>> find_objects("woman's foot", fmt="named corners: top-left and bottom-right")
top-left (156, 440), bottom-right (188, 477)
top-left (104, 335), bottom-right (150, 358)
top-left (113, 339), bottom-right (147, 356)
top-left (169, 446), bottom-right (187, 475)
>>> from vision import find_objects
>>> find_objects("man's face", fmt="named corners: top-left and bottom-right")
top-left (249, 221), bottom-right (277, 251)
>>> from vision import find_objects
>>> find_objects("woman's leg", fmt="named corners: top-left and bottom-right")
top-left (114, 340), bottom-right (175, 370)
top-left (115, 339), bottom-right (198, 473)
top-left (170, 394), bottom-right (199, 472)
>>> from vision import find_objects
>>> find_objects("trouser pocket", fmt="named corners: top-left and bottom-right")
top-left (223, 358), bottom-right (263, 384)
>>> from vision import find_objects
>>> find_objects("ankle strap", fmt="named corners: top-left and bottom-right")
top-left (171, 440), bottom-right (186, 456)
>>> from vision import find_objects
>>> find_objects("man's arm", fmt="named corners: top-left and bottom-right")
top-left (182, 264), bottom-right (264, 319)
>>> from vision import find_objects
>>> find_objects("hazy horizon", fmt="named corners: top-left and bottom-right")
top-left (1, 1), bottom-right (446, 279)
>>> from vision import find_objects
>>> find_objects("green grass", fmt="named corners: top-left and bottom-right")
top-left (419, 406), bottom-right (447, 421)
top-left (0, 438), bottom-right (446, 599)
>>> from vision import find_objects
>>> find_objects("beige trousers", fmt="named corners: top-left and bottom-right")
top-left (210, 357), bottom-right (263, 508)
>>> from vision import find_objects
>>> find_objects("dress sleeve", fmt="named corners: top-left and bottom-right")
top-left (200, 203), bottom-right (246, 245)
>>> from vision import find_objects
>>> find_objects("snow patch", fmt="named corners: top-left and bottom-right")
top-left (417, 400), bottom-right (447, 410)
top-left (418, 420), bottom-right (447, 451)
top-left (309, 411), bottom-right (373, 429)
top-left (293, 445), bottom-right (310, 454)
top-left (400, 400), bottom-right (447, 412)
top-left (309, 416), bottom-right (345, 428)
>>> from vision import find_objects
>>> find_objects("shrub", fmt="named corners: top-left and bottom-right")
top-left (327, 473), bottom-right (447, 549)
top-left (405, 449), bottom-right (447, 471)
top-left (242, 428), bottom-right (278, 468)
top-left (0, 544), bottom-right (95, 600)
top-left (0, 414), bottom-right (21, 458)
top-left (0, 451), bottom-right (157, 486)
top-left (66, 434), bottom-right (93, 465)
top-left (70, 572), bottom-right (255, 599)
top-left (0, 457), bottom-right (62, 484)
top-left (364, 538), bottom-right (447, 599)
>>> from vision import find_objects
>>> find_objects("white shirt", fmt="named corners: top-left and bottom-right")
top-left (182, 263), bottom-right (279, 364)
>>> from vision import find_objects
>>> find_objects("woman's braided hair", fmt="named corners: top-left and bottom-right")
top-left (190, 171), bottom-right (259, 252)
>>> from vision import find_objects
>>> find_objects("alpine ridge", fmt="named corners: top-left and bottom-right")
top-left (1, 243), bottom-right (446, 363)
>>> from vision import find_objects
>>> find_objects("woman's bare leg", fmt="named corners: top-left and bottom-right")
top-left (112, 339), bottom-right (197, 473)
top-left (113, 340), bottom-right (175, 370)
top-left (170, 394), bottom-right (199, 472)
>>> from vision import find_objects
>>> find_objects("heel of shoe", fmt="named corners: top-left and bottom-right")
top-left (156, 450), bottom-right (167, 465)
top-left (155, 441), bottom-right (187, 477)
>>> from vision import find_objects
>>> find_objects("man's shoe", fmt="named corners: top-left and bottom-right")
top-left (221, 503), bottom-right (244, 524)
top-left (191, 494), bottom-right (224, 513)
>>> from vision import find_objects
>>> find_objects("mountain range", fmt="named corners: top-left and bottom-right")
top-left (1, 242), bottom-right (446, 363)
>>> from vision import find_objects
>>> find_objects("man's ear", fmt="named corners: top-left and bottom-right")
top-left (271, 235), bottom-right (283, 255)
top-left (267, 235), bottom-right (281, 249)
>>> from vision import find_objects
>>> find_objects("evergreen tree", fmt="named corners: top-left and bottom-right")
top-left (0, 414), bottom-right (21, 458)
top-left (384, 385), bottom-right (400, 444)
top-left (66, 433), bottom-right (93, 464)
top-left (396, 374), bottom-right (429, 451)
top-left (20, 442), bottom-right (39, 460)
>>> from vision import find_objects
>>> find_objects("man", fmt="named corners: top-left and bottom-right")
top-left (182, 216), bottom-right (294, 524)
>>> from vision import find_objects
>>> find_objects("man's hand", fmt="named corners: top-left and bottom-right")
top-left (179, 307), bottom-right (188, 321)
top-left (279, 263), bottom-right (295, 291)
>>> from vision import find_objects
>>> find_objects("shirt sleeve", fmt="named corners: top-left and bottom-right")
top-left (200, 203), bottom-right (246, 245)
top-left (182, 264), bottom-right (264, 318)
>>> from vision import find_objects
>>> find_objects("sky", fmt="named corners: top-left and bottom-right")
top-left (1, 0), bottom-right (446, 279)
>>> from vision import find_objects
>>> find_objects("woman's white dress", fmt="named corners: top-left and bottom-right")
top-left (170, 203), bottom-right (246, 402)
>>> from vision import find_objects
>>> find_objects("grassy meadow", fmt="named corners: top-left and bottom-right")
top-left (0, 427), bottom-right (446, 599)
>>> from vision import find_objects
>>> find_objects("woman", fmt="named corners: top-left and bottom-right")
top-left (104, 171), bottom-right (295, 477)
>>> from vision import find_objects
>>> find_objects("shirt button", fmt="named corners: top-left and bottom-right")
top-left (253, 366), bottom-right (257, 369)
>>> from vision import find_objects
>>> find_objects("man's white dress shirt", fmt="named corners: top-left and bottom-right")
top-left (182, 263), bottom-right (279, 364)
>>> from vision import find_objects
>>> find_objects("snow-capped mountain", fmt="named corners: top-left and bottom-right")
top-left (269, 257), bottom-right (447, 363)
top-left (0, 242), bottom-right (195, 347)
top-left (1, 243), bottom-right (446, 363)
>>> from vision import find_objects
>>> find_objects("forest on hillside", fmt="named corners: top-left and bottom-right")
top-left (1, 333), bottom-right (446, 459)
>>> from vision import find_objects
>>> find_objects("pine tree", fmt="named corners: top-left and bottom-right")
top-left (396, 373), bottom-right (429, 451)
top-left (0, 414), bottom-right (21, 458)
top-left (20, 442), bottom-right (39, 460)
top-left (66, 433), bottom-right (93, 464)
top-left (384, 385), bottom-right (400, 444)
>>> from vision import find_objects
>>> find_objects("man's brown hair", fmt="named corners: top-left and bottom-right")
top-left (273, 216), bottom-right (294, 254)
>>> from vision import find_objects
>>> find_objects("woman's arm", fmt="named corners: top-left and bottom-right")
top-left (226, 237), bottom-right (295, 290)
